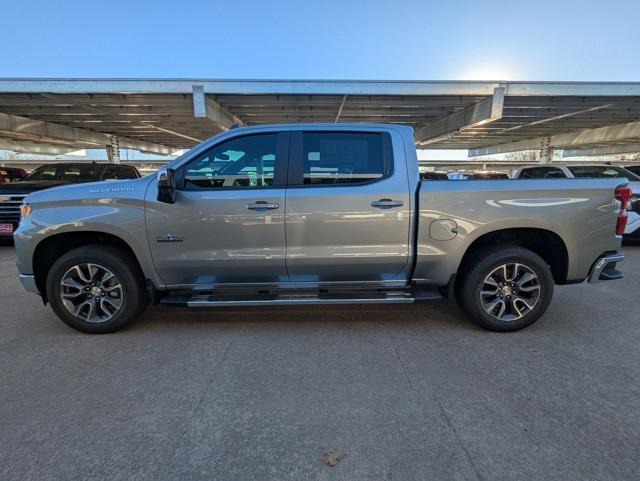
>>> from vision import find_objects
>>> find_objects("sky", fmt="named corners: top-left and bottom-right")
top-left (2, 0), bottom-right (640, 81)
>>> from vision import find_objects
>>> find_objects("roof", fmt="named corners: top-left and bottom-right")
top-left (0, 78), bottom-right (639, 155)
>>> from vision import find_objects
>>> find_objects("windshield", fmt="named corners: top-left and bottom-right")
top-left (567, 165), bottom-right (640, 181)
top-left (26, 165), bottom-right (100, 182)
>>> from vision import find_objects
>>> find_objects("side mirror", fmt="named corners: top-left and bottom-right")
top-left (157, 168), bottom-right (176, 204)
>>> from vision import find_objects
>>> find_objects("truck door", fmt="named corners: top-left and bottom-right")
top-left (284, 129), bottom-right (412, 285)
top-left (146, 132), bottom-right (289, 288)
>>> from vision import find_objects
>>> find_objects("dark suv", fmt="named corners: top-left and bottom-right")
top-left (0, 163), bottom-right (140, 237)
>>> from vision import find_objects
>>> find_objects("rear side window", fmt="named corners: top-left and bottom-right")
top-left (519, 167), bottom-right (566, 179)
top-left (626, 166), bottom-right (640, 176)
top-left (104, 166), bottom-right (139, 180)
top-left (301, 132), bottom-right (386, 185)
top-left (568, 166), bottom-right (639, 180)
top-left (117, 166), bottom-right (139, 179)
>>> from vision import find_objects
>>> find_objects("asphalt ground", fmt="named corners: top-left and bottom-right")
top-left (1, 242), bottom-right (639, 481)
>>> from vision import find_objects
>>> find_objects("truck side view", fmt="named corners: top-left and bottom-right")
top-left (14, 124), bottom-right (628, 333)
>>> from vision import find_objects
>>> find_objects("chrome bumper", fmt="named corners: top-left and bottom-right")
top-left (588, 252), bottom-right (624, 283)
top-left (18, 274), bottom-right (40, 294)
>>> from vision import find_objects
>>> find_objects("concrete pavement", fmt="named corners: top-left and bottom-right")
top-left (1, 243), bottom-right (639, 481)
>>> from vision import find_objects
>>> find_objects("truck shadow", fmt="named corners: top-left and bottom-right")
top-left (134, 299), bottom-right (479, 333)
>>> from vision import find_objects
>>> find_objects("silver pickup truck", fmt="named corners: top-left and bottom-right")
top-left (14, 123), bottom-right (629, 333)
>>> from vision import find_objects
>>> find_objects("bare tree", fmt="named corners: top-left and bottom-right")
top-left (0, 150), bottom-right (33, 162)
top-left (504, 150), bottom-right (539, 162)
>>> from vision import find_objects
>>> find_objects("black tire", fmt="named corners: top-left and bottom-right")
top-left (455, 245), bottom-right (554, 332)
top-left (46, 244), bottom-right (148, 333)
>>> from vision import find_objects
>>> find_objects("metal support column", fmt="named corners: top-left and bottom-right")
top-left (539, 136), bottom-right (552, 163)
top-left (107, 136), bottom-right (120, 163)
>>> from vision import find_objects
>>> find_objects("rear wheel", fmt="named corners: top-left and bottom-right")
top-left (46, 245), bottom-right (148, 333)
top-left (456, 245), bottom-right (554, 332)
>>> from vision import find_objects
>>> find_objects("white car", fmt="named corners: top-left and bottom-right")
top-left (511, 164), bottom-right (640, 238)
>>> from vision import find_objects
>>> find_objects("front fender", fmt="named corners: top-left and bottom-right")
top-left (14, 176), bottom-right (165, 289)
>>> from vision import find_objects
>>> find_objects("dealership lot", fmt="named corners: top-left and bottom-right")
top-left (1, 242), bottom-right (639, 481)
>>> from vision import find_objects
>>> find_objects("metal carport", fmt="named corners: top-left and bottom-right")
top-left (0, 78), bottom-right (639, 161)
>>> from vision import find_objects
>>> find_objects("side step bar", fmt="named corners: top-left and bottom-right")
top-left (160, 291), bottom-right (441, 307)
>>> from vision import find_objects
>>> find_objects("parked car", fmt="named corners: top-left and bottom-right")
top-left (0, 162), bottom-right (140, 237)
top-left (420, 171), bottom-right (449, 180)
top-left (15, 124), bottom-right (626, 333)
top-left (438, 170), bottom-right (510, 180)
top-left (470, 170), bottom-right (509, 180)
top-left (511, 164), bottom-right (640, 238)
top-left (624, 164), bottom-right (640, 177)
top-left (0, 167), bottom-right (27, 183)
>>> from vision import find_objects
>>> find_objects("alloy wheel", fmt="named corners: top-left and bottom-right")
top-left (59, 263), bottom-right (123, 323)
top-left (480, 262), bottom-right (541, 322)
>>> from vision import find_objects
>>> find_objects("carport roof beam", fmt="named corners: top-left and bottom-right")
top-left (2, 78), bottom-right (640, 96)
top-left (0, 138), bottom-right (78, 155)
top-left (0, 111), bottom-right (175, 155)
top-left (469, 120), bottom-right (640, 157)
top-left (414, 87), bottom-right (505, 145)
top-left (562, 143), bottom-right (640, 157)
top-left (192, 85), bottom-right (243, 130)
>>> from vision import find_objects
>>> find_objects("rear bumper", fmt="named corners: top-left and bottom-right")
top-left (18, 274), bottom-right (40, 294)
top-left (588, 251), bottom-right (624, 283)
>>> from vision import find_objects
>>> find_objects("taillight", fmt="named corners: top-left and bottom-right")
top-left (615, 185), bottom-right (632, 235)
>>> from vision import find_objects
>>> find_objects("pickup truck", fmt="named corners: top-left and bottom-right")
top-left (0, 162), bottom-right (140, 238)
top-left (14, 124), bottom-right (628, 333)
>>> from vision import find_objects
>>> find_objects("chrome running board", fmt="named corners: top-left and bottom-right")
top-left (160, 290), bottom-right (441, 307)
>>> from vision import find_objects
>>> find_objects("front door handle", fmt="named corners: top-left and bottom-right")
top-left (247, 201), bottom-right (280, 211)
top-left (371, 199), bottom-right (404, 209)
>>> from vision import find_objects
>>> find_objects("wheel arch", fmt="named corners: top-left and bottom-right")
top-left (456, 227), bottom-right (569, 286)
top-left (33, 231), bottom-right (145, 302)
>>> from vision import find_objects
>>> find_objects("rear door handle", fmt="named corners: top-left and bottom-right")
top-left (371, 199), bottom-right (404, 209)
top-left (247, 201), bottom-right (280, 211)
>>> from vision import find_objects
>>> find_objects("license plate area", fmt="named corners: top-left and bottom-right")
top-left (0, 223), bottom-right (14, 233)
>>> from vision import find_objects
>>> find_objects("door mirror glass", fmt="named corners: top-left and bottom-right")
top-left (157, 168), bottom-right (176, 204)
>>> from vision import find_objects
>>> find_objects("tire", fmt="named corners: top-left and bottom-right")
top-left (46, 244), bottom-right (148, 333)
top-left (455, 245), bottom-right (554, 332)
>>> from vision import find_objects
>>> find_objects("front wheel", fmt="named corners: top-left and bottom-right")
top-left (46, 245), bottom-right (148, 333)
top-left (456, 245), bottom-right (554, 332)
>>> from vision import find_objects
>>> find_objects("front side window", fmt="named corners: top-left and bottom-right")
top-left (184, 134), bottom-right (278, 189)
top-left (26, 166), bottom-right (58, 181)
top-left (301, 132), bottom-right (385, 185)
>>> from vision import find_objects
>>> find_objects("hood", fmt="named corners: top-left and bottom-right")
top-left (0, 179), bottom-right (70, 193)
top-left (24, 176), bottom-right (153, 204)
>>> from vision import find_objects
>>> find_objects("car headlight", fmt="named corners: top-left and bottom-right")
top-left (20, 203), bottom-right (31, 218)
